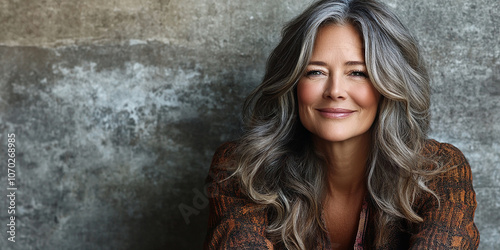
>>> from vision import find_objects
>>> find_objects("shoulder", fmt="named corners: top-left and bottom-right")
top-left (422, 139), bottom-right (473, 187)
top-left (206, 141), bottom-right (240, 191)
top-left (422, 139), bottom-right (468, 164)
top-left (210, 141), bottom-right (238, 170)
top-left (422, 139), bottom-right (471, 176)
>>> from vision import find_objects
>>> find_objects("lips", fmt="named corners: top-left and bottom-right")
top-left (317, 108), bottom-right (355, 119)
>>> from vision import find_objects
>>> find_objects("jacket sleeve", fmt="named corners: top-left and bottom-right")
top-left (409, 143), bottom-right (480, 249)
top-left (203, 142), bottom-right (274, 250)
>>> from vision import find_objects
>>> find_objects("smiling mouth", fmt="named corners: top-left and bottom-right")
top-left (317, 108), bottom-right (355, 119)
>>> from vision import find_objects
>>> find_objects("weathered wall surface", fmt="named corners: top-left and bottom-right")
top-left (0, 0), bottom-right (497, 249)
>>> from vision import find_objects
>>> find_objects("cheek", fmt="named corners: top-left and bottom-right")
top-left (296, 80), bottom-right (318, 129)
top-left (351, 84), bottom-right (380, 110)
top-left (297, 80), bottom-right (321, 107)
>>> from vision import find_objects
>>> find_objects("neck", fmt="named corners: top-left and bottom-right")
top-left (314, 132), bottom-right (371, 196)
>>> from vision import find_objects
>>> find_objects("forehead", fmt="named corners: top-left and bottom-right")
top-left (313, 24), bottom-right (364, 51)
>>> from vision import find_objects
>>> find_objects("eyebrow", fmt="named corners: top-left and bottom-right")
top-left (345, 61), bottom-right (365, 66)
top-left (308, 61), bottom-right (366, 66)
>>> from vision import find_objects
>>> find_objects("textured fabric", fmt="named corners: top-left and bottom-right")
top-left (203, 139), bottom-right (480, 249)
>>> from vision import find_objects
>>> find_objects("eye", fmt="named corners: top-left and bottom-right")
top-left (305, 70), bottom-right (324, 77)
top-left (350, 71), bottom-right (368, 78)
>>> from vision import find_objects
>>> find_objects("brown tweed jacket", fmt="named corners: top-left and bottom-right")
top-left (204, 140), bottom-right (479, 249)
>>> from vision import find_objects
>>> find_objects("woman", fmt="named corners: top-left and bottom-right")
top-left (204, 0), bottom-right (479, 249)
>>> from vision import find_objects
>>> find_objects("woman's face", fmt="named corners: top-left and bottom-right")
top-left (297, 24), bottom-right (380, 144)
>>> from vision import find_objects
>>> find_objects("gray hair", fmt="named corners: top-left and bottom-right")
top-left (232, 0), bottom-right (440, 248)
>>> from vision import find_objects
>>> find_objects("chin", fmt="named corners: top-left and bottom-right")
top-left (313, 130), bottom-right (372, 144)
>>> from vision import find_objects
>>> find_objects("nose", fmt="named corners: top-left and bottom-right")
top-left (323, 74), bottom-right (346, 100)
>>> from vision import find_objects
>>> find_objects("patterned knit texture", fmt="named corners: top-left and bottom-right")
top-left (203, 140), bottom-right (480, 249)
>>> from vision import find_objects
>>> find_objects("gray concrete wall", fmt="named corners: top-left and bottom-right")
top-left (0, 0), bottom-right (497, 249)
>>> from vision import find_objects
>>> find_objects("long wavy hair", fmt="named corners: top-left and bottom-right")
top-left (231, 0), bottom-right (441, 248)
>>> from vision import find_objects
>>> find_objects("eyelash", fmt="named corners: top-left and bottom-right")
top-left (305, 70), bottom-right (324, 76)
top-left (349, 71), bottom-right (369, 78)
